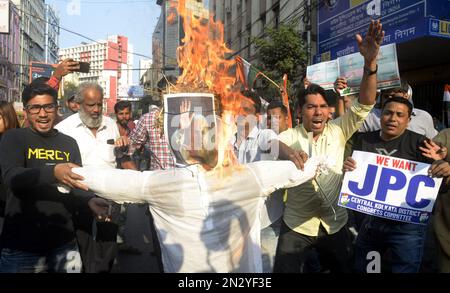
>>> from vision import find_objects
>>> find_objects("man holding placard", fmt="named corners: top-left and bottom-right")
top-left (342, 96), bottom-right (450, 273)
top-left (274, 20), bottom-right (383, 273)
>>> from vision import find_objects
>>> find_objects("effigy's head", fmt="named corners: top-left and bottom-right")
top-left (180, 114), bottom-right (220, 170)
top-left (164, 92), bottom-right (238, 171)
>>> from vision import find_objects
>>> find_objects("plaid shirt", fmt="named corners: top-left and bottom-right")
top-left (128, 109), bottom-right (175, 170)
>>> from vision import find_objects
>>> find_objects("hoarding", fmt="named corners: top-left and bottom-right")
top-left (316, 0), bottom-right (450, 62)
top-left (29, 62), bottom-right (54, 82)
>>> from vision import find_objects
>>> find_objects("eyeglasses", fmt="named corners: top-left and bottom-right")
top-left (25, 103), bottom-right (57, 114)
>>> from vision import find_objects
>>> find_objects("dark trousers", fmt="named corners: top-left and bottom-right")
top-left (73, 202), bottom-right (119, 273)
top-left (274, 220), bottom-right (353, 273)
top-left (146, 207), bottom-right (164, 272)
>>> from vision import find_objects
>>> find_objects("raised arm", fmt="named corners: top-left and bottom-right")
top-left (334, 77), bottom-right (348, 117)
top-left (357, 20), bottom-right (384, 106)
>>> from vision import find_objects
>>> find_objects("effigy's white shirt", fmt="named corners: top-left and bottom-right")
top-left (231, 126), bottom-right (284, 229)
top-left (73, 158), bottom-right (324, 273)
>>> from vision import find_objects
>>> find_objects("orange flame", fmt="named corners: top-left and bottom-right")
top-left (168, 0), bottom-right (244, 170)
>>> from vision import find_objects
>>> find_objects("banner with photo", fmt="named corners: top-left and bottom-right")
top-left (339, 151), bottom-right (442, 225)
top-left (306, 60), bottom-right (339, 90)
top-left (164, 93), bottom-right (216, 166)
top-left (307, 44), bottom-right (401, 95)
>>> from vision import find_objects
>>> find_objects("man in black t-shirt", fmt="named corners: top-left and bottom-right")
top-left (343, 96), bottom-right (450, 273)
top-left (0, 83), bottom-right (110, 273)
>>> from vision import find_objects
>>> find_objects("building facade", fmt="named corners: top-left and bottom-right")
top-left (139, 58), bottom-right (152, 81)
top-left (156, 0), bottom-right (181, 78)
top-left (151, 13), bottom-right (164, 93)
top-left (44, 4), bottom-right (59, 64)
top-left (0, 0), bottom-right (20, 101)
top-left (59, 35), bottom-right (134, 115)
top-left (12, 0), bottom-right (45, 90)
top-left (210, 0), bottom-right (315, 63)
top-left (315, 0), bottom-right (450, 125)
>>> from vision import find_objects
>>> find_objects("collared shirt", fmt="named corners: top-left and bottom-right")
top-left (278, 101), bottom-right (373, 236)
top-left (359, 107), bottom-right (438, 138)
top-left (55, 113), bottom-right (120, 169)
top-left (232, 126), bottom-right (278, 163)
top-left (232, 126), bottom-right (282, 228)
top-left (128, 109), bottom-right (175, 170)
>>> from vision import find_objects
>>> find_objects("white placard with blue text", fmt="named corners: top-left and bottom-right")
top-left (339, 151), bottom-right (442, 225)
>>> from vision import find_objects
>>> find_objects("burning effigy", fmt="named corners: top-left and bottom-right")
top-left (72, 0), bottom-right (329, 273)
top-left (162, 0), bottom-right (247, 170)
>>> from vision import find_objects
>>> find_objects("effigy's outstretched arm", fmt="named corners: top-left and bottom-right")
top-left (73, 167), bottom-right (152, 204)
top-left (247, 156), bottom-right (327, 196)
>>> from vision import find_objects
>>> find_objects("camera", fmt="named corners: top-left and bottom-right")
top-left (114, 145), bottom-right (129, 159)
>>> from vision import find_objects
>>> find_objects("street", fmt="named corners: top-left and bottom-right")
top-left (112, 204), bottom-right (160, 273)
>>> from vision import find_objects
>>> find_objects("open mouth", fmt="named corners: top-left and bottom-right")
top-left (36, 120), bottom-right (51, 127)
top-left (311, 119), bottom-right (323, 128)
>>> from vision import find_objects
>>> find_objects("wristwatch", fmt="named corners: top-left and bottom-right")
top-left (364, 64), bottom-right (378, 75)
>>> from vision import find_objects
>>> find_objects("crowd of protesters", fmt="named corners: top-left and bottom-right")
top-left (0, 20), bottom-right (449, 273)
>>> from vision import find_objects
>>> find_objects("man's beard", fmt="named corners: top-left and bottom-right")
top-left (118, 119), bottom-right (129, 128)
top-left (79, 108), bottom-right (102, 128)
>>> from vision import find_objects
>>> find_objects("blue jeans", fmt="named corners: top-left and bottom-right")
top-left (0, 240), bottom-right (81, 273)
top-left (355, 216), bottom-right (428, 273)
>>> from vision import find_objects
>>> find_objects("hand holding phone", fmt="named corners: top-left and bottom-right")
top-left (77, 62), bottom-right (90, 73)
top-left (53, 59), bottom-right (81, 79)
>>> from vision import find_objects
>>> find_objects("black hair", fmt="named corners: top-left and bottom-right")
top-left (114, 100), bottom-right (132, 114)
top-left (381, 87), bottom-right (407, 96)
top-left (0, 101), bottom-right (20, 131)
top-left (22, 82), bottom-right (58, 106)
top-left (382, 96), bottom-right (413, 117)
top-left (30, 76), bottom-right (50, 86)
top-left (241, 89), bottom-right (262, 114)
top-left (267, 100), bottom-right (288, 116)
top-left (297, 83), bottom-right (329, 108)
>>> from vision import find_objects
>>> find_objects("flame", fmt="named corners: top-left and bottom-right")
top-left (168, 0), bottom-right (245, 170)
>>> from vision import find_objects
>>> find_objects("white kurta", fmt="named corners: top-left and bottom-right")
top-left (73, 158), bottom-right (324, 273)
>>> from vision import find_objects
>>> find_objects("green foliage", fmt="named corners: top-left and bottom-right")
top-left (252, 22), bottom-right (307, 101)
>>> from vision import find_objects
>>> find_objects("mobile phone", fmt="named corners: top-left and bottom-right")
top-left (76, 62), bottom-right (90, 73)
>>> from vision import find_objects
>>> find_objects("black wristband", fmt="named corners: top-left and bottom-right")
top-left (364, 64), bottom-right (378, 75)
